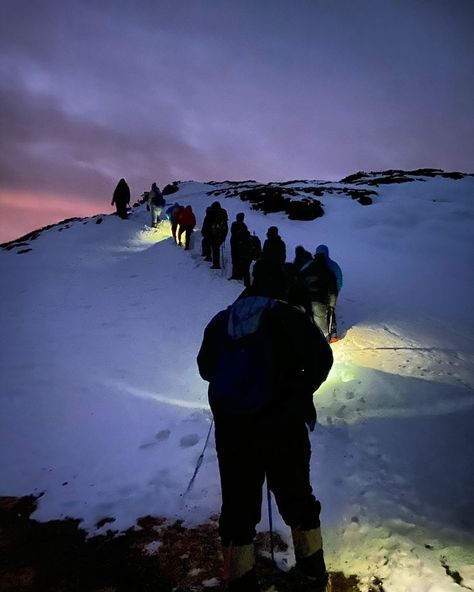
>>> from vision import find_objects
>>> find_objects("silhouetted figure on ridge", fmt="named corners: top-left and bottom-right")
top-left (111, 178), bottom-right (130, 219)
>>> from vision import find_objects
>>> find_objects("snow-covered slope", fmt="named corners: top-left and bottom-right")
top-left (1, 173), bottom-right (473, 591)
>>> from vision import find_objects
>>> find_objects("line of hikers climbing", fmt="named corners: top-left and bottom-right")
top-left (112, 179), bottom-right (343, 342)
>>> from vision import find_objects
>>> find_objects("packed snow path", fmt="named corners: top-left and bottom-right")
top-left (1, 176), bottom-right (473, 591)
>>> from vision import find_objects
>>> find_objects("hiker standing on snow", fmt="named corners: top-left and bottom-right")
top-left (293, 245), bottom-right (312, 272)
top-left (229, 213), bottom-right (249, 281)
top-left (207, 201), bottom-right (228, 269)
top-left (299, 252), bottom-right (337, 340)
top-left (178, 205), bottom-right (196, 250)
top-left (262, 226), bottom-right (286, 268)
top-left (314, 244), bottom-right (343, 342)
top-left (165, 202), bottom-right (182, 243)
top-left (111, 178), bottom-right (130, 219)
top-left (201, 206), bottom-right (212, 260)
top-left (197, 263), bottom-right (333, 592)
top-left (147, 183), bottom-right (165, 228)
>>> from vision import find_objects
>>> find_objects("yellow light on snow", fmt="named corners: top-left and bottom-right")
top-left (139, 221), bottom-right (172, 244)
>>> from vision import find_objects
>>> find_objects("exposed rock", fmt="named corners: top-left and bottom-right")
top-left (340, 168), bottom-right (472, 186)
top-left (0, 495), bottom-right (362, 592)
top-left (162, 182), bottom-right (180, 196)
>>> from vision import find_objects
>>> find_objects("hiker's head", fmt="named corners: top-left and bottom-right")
top-left (251, 259), bottom-right (287, 300)
top-left (236, 212), bottom-right (245, 222)
top-left (211, 201), bottom-right (221, 209)
top-left (151, 182), bottom-right (159, 191)
top-left (315, 244), bottom-right (329, 258)
top-left (267, 226), bottom-right (279, 239)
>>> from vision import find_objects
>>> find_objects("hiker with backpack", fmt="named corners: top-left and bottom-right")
top-left (314, 245), bottom-right (343, 342)
top-left (147, 183), bottom-right (165, 228)
top-left (111, 178), bottom-right (130, 219)
top-left (207, 201), bottom-right (228, 269)
top-left (165, 202), bottom-right (182, 243)
top-left (299, 252), bottom-right (338, 340)
top-left (178, 205), bottom-right (196, 250)
top-left (262, 226), bottom-right (286, 268)
top-left (293, 245), bottom-right (313, 272)
top-left (197, 263), bottom-right (333, 592)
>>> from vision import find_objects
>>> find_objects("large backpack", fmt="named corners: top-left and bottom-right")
top-left (210, 209), bottom-right (228, 242)
top-left (208, 297), bottom-right (278, 414)
top-left (249, 234), bottom-right (262, 261)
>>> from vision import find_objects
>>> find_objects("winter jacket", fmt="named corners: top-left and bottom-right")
top-left (180, 206), bottom-right (196, 227)
top-left (315, 245), bottom-right (343, 293)
top-left (148, 188), bottom-right (165, 207)
top-left (262, 235), bottom-right (286, 267)
top-left (299, 256), bottom-right (337, 306)
top-left (208, 205), bottom-right (228, 243)
top-left (293, 247), bottom-right (312, 272)
top-left (166, 203), bottom-right (181, 222)
top-left (197, 293), bottom-right (333, 430)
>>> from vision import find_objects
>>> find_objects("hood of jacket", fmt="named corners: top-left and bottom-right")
top-left (227, 296), bottom-right (274, 340)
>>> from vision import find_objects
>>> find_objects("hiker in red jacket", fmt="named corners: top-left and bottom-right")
top-left (178, 205), bottom-right (196, 250)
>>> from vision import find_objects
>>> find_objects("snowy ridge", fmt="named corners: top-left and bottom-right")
top-left (1, 173), bottom-right (474, 591)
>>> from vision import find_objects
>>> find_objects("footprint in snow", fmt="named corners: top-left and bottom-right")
top-left (139, 429), bottom-right (171, 449)
top-left (180, 434), bottom-right (200, 448)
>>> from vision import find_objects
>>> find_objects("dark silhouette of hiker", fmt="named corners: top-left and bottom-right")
top-left (166, 202), bottom-right (182, 243)
top-left (229, 213), bottom-right (249, 280)
top-left (299, 253), bottom-right (337, 339)
top-left (147, 183), bottom-right (165, 228)
top-left (314, 245), bottom-right (343, 341)
top-left (111, 178), bottom-right (130, 219)
top-left (197, 262), bottom-right (333, 592)
top-left (293, 245), bottom-right (312, 272)
top-left (207, 201), bottom-right (228, 269)
top-left (262, 226), bottom-right (286, 268)
top-left (201, 206), bottom-right (212, 260)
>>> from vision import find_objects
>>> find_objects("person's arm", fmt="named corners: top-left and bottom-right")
top-left (196, 311), bottom-right (226, 381)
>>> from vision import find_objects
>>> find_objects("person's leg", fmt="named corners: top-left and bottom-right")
top-left (311, 302), bottom-right (329, 338)
top-left (215, 419), bottom-right (264, 591)
top-left (171, 221), bottom-right (178, 242)
top-left (202, 237), bottom-right (211, 259)
top-left (184, 226), bottom-right (191, 250)
top-left (264, 416), bottom-right (328, 586)
top-left (211, 241), bottom-right (221, 268)
top-left (178, 225), bottom-right (184, 246)
top-left (242, 259), bottom-right (251, 287)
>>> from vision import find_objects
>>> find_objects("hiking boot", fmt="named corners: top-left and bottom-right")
top-left (294, 549), bottom-right (330, 591)
top-left (211, 265), bottom-right (221, 269)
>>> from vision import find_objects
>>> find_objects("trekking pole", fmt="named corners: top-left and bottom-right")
top-left (266, 480), bottom-right (275, 563)
top-left (183, 419), bottom-right (214, 496)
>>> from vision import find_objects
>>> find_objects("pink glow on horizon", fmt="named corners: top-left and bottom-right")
top-left (0, 190), bottom-right (109, 244)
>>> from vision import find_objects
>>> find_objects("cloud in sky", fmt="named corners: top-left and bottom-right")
top-left (1, 0), bottom-right (473, 241)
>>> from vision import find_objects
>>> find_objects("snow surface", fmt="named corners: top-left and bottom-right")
top-left (1, 176), bottom-right (474, 591)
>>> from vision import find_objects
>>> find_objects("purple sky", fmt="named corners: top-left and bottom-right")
top-left (1, 0), bottom-right (473, 242)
